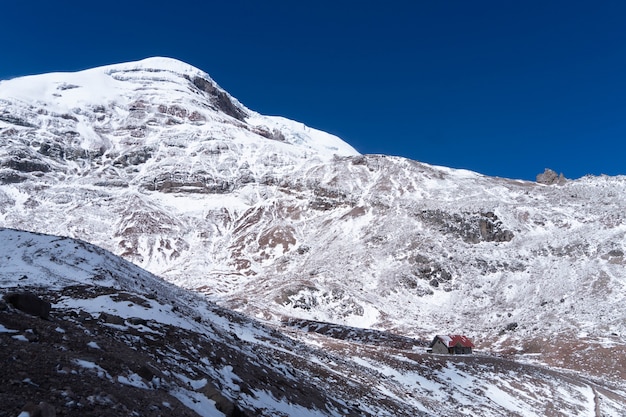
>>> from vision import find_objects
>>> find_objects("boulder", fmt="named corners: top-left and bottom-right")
top-left (536, 168), bottom-right (566, 185)
top-left (4, 292), bottom-right (51, 319)
top-left (505, 322), bottom-right (518, 332)
top-left (19, 401), bottom-right (56, 417)
top-left (198, 383), bottom-right (247, 417)
top-left (98, 312), bottom-right (125, 325)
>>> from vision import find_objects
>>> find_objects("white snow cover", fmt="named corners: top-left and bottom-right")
top-left (0, 58), bottom-right (626, 415)
top-left (0, 57), bottom-right (358, 159)
top-left (1, 58), bottom-right (624, 348)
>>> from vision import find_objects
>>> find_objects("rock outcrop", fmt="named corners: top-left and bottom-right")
top-left (536, 168), bottom-right (566, 185)
top-left (5, 292), bottom-right (51, 319)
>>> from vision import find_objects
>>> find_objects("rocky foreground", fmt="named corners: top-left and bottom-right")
top-left (1, 228), bottom-right (625, 416)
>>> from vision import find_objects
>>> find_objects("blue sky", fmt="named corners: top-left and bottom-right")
top-left (2, 1), bottom-right (626, 180)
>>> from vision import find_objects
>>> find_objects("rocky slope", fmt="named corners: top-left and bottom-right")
top-left (0, 57), bottom-right (625, 394)
top-left (2, 228), bottom-right (625, 416)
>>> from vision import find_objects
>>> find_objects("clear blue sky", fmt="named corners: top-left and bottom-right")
top-left (2, 1), bottom-right (626, 180)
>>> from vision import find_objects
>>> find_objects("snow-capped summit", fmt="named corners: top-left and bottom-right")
top-left (1, 57), bottom-right (207, 97)
top-left (108, 56), bottom-right (214, 75)
top-left (0, 57), bottom-right (358, 161)
top-left (0, 57), bottom-right (219, 117)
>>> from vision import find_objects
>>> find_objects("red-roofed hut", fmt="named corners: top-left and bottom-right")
top-left (428, 335), bottom-right (474, 354)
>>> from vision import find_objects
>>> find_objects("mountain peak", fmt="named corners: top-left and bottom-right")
top-left (103, 56), bottom-right (207, 76)
top-left (0, 57), bottom-right (358, 184)
top-left (1, 58), bottom-right (626, 416)
top-left (0, 56), bottom-right (228, 112)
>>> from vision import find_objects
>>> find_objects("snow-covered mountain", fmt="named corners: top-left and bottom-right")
top-left (2, 228), bottom-right (625, 416)
top-left (1, 57), bottom-right (625, 397)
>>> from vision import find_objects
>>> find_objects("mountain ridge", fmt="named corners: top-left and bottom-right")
top-left (1, 58), bottom-right (625, 403)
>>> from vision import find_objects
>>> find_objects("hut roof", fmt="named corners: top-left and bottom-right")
top-left (430, 334), bottom-right (474, 348)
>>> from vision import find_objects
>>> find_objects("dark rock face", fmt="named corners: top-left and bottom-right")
top-left (145, 172), bottom-right (235, 194)
top-left (4, 157), bottom-right (51, 173)
top-left (1, 149), bottom-right (50, 173)
top-left (478, 212), bottom-right (515, 242)
top-left (112, 148), bottom-right (153, 167)
top-left (5, 292), bottom-right (51, 319)
top-left (199, 383), bottom-right (247, 417)
top-left (411, 254), bottom-right (453, 288)
top-left (0, 113), bottom-right (37, 128)
top-left (251, 126), bottom-right (286, 142)
top-left (506, 322), bottom-right (518, 331)
top-left (98, 312), bottom-right (125, 325)
top-left (191, 76), bottom-right (247, 121)
top-left (309, 185), bottom-right (351, 211)
top-left (19, 401), bottom-right (57, 417)
top-left (38, 142), bottom-right (66, 159)
top-left (0, 170), bottom-right (27, 184)
top-left (418, 210), bottom-right (514, 244)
